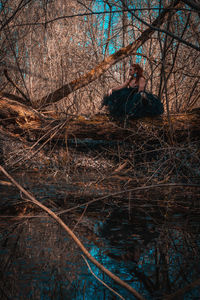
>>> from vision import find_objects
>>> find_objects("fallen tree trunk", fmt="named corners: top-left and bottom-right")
top-left (0, 96), bottom-right (45, 132)
top-left (0, 92), bottom-right (29, 105)
top-left (63, 111), bottom-right (200, 143)
top-left (1, 96), bottom-right (200, 144)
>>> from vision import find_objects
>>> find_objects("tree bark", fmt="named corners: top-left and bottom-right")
top-left (0, 92), bottom-right (28, 105)
top-left (1, 96), bottom-right (200, 144)
top-left (0, 96), bottom-right (43, 131)
top-left (37, 0), bottom-right (181, 107)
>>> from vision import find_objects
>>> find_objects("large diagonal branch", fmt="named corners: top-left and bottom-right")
top-left (38, 0), bottom-right (181, 107)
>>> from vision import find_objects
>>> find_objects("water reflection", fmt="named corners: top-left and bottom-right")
top-left (0, 174), bottom-right (199, 299)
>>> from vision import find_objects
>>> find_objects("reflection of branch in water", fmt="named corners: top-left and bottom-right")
top-left (130, 267), bottom-right (155, 295)
top-left (164, 278), bottom-right (200, 300)
top-left (82, 255), bottom-right (125, 300)
top-left (159, 247), bottom-right (171, 294)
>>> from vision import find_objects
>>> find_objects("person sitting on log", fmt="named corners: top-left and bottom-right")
top-left (101, 63), bottom-right (164, 119)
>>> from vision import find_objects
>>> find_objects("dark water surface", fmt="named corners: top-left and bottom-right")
top-left (0, 172), bottom-right (200, 300)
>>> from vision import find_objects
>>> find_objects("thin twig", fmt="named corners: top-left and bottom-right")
top-left (57, 183), bottom-right (200, 216)
top-left (72, 204), bottom-right (88, 232)
top-left (3, 69), bottom-right (30, 103)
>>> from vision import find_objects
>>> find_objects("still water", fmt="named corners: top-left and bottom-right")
top-left (0, 172), bottom-right (200, 300)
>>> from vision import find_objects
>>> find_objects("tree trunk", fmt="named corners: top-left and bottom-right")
top-left (0, 96), bottom-right (43, 131)
top-left (1, 96), bottom-right (200, 144)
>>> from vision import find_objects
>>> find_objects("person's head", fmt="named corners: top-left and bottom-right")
top-left (129, 63), bottom-right (144, 78)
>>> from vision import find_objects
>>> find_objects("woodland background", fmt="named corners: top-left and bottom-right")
top-left (0, 0), bottom-right (199, 117)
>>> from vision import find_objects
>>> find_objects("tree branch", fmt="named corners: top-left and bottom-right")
top-left (3, 69), bottom-right (30, 104)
